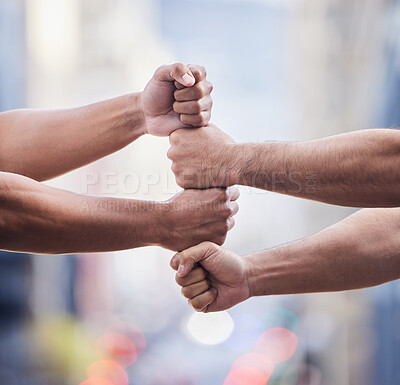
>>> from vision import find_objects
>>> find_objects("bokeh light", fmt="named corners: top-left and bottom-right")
top-left (104, 322), bottom-right (146, 356)
top-left (186, 311), bottom-right (234, 345)
top-left (223, 367), bottom-right (269, 385)
top-left (255, 327), bottom-right (298, 364)
top-left (95, 333), bottom-right (137, 368)
top-left (79, 379), bottom-right (114, 385)
top-left (262, 308), bottom-right (299, 334)
top-left (87, 360), bottom-right (129, 385)
top-left (224, 314), bottom-right (265, 352)
top-left (231, 353), bottom-right (274, 381)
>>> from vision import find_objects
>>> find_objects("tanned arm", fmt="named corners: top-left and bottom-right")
top-left (168, 125), bottom-right (400, 207)
top-left (171, 208), bottom-right (400, 312)
top-left (0, 172), bottom-right (238, 254)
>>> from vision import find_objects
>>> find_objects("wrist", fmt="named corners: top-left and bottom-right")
top-left (227, 143), bottom-right (256, 186)
top-left (152, 200), bottom-right (173, 248)
top-left (243, 253), bottom-right (260, 298)
top-left (129, 92), bottom-right (147, 137)
top-left (221, 143), bottom-right (243, 186)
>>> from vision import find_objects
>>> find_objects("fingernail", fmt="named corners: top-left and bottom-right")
top-left (178, 265), bottom-right (186, 276)
top-left (181, 73), bottom-right (194, 86)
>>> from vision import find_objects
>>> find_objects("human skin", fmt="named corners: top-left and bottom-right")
top-left (0, 63), bottom-right (237, 255)
top-left (168, 124), bottom-right (400, 207)
top-left (171, 208), bottom-right (400, 312)
top-left (0, 172), bottom-right (238, 254)
top-left (0, 63), bottom-right (212, 181)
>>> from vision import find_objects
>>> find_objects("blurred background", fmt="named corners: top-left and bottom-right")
top-left (0, 0), bottom-right (400, 384)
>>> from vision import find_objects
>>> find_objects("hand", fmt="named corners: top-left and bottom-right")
top-left (158, 188), bottom-right (239, 251)
top-left (170, 242), bottom-right (251, 312)
top-left (168, 124), bottom-right (237, 189)
top-left (140, 63), bottom-right (213, 136)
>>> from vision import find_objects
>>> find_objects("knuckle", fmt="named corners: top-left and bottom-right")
top-left (194, 85), bottom-right (205, 99)
top-left (166, 148), bottom-right (174, 160)
top-left (170, 132), bottom-right (181, 146)
top-left (197, 114), bottom-right (206, 126)
top-left (176, 177), bottom-right (186, 189)
top-left (218, 189), bottom-right (229, 201)
top-left (171, 163), bottom-right (180, 175)
top-left (191, 101), bottom-right (202, 114)
top-left (218, 221), bottom-right (229, 234)
top-left (155, 64), bottom-right (166, 75)
top-left (174, 62), bottom-right (186, 72)
top-left (198, 65), bottom-right (207, 78)
top-left (214, 235), bottom-right (226, 246)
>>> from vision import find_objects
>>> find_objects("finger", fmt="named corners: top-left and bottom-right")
top-left (187, 64), bottom-right (207, 83)
top-left (227, 216), bottom-right (235, 231)
top-left (175, 266), bottom-right (207, 286)
top-left (188, 289), bottom-right (217, 312)
top-left (176, 242), bottom-right (220, 277)
top-left (229, 201), bottom-right (239, 216)
top-left (170, 252), bottom-right (180, 271)
top-left (154, 63), bottom-right (195, 87)
top-left (173, 96), bottom-right (212, 115)
top-left (180, 111), bottom-right (211, 127)
top-left (174, 80), bottom-right (213, 102)
top-left (228, 186), bottom-right (240, 201)
top-left (181, 280), bottom-right (210, 299)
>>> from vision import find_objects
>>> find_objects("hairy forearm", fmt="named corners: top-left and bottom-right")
top-left (229, 129), bottom-right (400, 207)
top-left (245, 208), bottom-right (400, 296)
top-left (0, 172), bottom-right (162, 254)
top-left (0, 93), bottom-right (144, 181)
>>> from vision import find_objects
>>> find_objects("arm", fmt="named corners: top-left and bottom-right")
top-left (0, 172), bottom-right (238, 254)
top-left (168, 124), bottom-right (400, 207)
top-left (171, 208), bottom-right (400, 312)
top-left (0, 63), bottom-right (213, 181)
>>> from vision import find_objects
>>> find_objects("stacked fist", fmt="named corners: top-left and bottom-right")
top-left (141, 62), bottom-right (250, 313)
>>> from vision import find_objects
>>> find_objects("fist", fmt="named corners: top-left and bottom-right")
top-left (140, 63), bottom-right (213, 136)
top-left (159, 187), bottom-right (239, 251)
top-left (168, 124), bottom-right (237, 189)
top-left (170, 242), bottom-right (251, 312)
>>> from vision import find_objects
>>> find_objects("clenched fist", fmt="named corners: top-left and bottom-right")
top-left (140, 63), bottom-right (213, 136)
top-left (168, 124), bottom-right (238, 189)
top-left (170, 242), bottom-right (251, 312)
top-left (160, 188), bottom-right (239, 251)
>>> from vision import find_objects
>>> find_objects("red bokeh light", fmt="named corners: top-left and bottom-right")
top-left (87, 360), bottom-right (129, 385)
top-left (95, 333), bottom-right (138, 367)
top-left (105, 322), bottom-right (146, 356)
top-left (255, 327), bottom-right (298, 364)
top-left (231, 353), bottom-right (273, 381)
top-left (79, 379), bottom-right (114, 385)
top-left (223, 367), bottom-right (269, 385)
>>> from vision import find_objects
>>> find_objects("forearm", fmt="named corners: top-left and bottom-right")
top-left (0, 93), bottom-right (145, 181)
top-left (229, 129), bottom-right (400, 207)
top-left (245, 208), bottom-right (400, 296)
top-left (0, 172), bottom-right (162, 254)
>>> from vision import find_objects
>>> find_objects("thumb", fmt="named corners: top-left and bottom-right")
top-left (154, 63), bottom-right (195, 87)
top-left (176, 242), bottom-right (220, 277)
